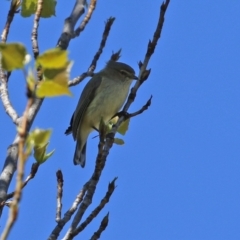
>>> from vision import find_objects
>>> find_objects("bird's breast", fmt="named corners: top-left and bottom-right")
top-left (85, 78), bottom-right (131, 128)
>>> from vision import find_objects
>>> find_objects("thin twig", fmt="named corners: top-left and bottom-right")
top-left (1, 0), bottom-right (18, 43)
top-left (0, 95), bottom-right (34, 240)
top-left (48, 182), bottom-right (89, 240)
top-left (113, 96), bottom-right (152, 120)
top-left (71, 178), bottom-right (117, 237)
top-left (62, 123), bottom-right (107, 239)
top-left (31, 0), bottom-right (43, 59)
top-left (56, 170), bottom-right (64, 223)
top-left (68, 17), bottom-right (115, 87)
top-left (0, 162), bottom-right (40, 204)
top-left (74, 0), bottom-right (97, 37)
top-left (90, 213), bottom-right (109, 240)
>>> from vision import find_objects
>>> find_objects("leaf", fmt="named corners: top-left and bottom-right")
top-left (36, 80), bottom-right (72, 97)
top-left (34, 143), bottom-right (55, 164)
top-left (21, 0), bottom-right (57, 18)
top-left (41, 0), bottom-right (57, 18)
top-left (37, 48), bottom-right (68, 69)
top-left (26, 129), bottom-right (54, 163)
top-left (117, 118), bottom-right (130, 135)
top-left (0, 43), bottom-right (27, 71)
top-left (26, 128), bottom-right (52, 152)
top-left (114, 138), bottom-right (125, 145)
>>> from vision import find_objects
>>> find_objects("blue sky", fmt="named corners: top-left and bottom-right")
top-left (1, 1), bottom-right (240, 239)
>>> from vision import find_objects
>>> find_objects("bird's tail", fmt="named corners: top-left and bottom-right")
top-left (73, 141), bottom-right (87, 167)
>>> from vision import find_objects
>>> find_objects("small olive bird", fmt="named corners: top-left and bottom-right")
top-left (65, 60), bottom-right (138, 167)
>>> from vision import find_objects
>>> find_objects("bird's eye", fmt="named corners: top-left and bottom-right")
top-left (120, 70), bottom-right (128, 77)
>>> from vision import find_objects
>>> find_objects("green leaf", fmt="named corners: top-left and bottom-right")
top-left (34, 143), bottom-right (55, 164)
top-left (117, 118), bottom-right (130, 135)
top-left (42, 149), bottom-right (55, 162)
top-left (41, 0), bottom-right (57, 18)
top-left (114, 138), bottom-right (125, 145)
top-left (21, 0), bottom-right (57, 18)
top-left (26, 128), bottom-right (52, 152)
top-left (0, 43), bottom-right (27, 71)
top-left (36, 80), bottom-right (72, 97)
top-left (36, 62), bottom-right (73, 97)
top-left (26, 129), bottom-right (54, 163)
top-left (37, 48), bottom-right (68, 69)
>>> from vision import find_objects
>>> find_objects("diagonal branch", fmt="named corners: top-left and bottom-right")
top-left (1, 0), bottom-right (19, 43)
top-left (1, 93), bottom-right (34, 240)
top-left (2, 162), bottom-right (40, 202)
top-left (74, 0), bottom-right (97, 37)
top-left (48, 182), bottom-right (89, 240)
top-left (90, 213), bottom-right (109, 240)
top-left (71, 178), bottom-right (117, 237)
top-left (61, 124), bottom-right (107, 239)
top-left (68, 17), bottom-right (115, 87)
top-left (57, 0), bottom-right (87, 50)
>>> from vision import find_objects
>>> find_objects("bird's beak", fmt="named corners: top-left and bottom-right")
top-left (133, 75), bottom-right (138, 80)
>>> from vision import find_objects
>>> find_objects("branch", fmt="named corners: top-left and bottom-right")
top-left (74, 0), bottom-right (97, 37)
top-left (71, 178), bottom-right (117, 237)
top-left (56, 170), bottom-right (64, 223)
top-left (90, 213), bottom-right (109, 240)
top-left (68, 17), bottom-right (115, 87)
top-left (31, 0), bottom-right (43, 59)
top-left (1, 162), bottom-right (40, 203)
top-left (114, 95), bottom-right (152, 120)
top-left (57, 0), bottom-right (87, 49)
top-left (1, 0), bottom-right (18, 43)
top-left (1, 93), bottom-right (34, 240)
top-left (0, 1), bottom-right (19, 125)
top-left (0, 0), bottom-right (88, 216)
top-left (48, 182), bottom-right (89, 240)
top-left (0, 76), bottom-right (19, 125)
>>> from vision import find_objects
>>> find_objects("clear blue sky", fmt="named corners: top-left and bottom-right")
top-left (1, 1), bottom-right (240, 239)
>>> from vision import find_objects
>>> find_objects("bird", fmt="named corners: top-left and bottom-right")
top-left (65, 60), bottom-right (138, 167)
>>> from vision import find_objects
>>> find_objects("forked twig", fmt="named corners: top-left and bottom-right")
top-left (71, 178), bottom-right (117, 237)
top-left (68, 17), bottom-right (115, 86)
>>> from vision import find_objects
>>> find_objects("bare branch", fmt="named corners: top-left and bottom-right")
top-left (48, 182), bottom-right (89, 240)
top-left (87, 17), bottom-right (115, 72)
top-left (0, 1), bottom-right (19, 125)
top-left (68, 17), bottom-right (115, 87)
top-left (1, 94), bottom-right (34, 240)
top-left (0, 163), bottom-right (40, 204)
top-left (31, 0), bottom-right (43, 59)
top-left (0, 77), bottom-right (19, 125)
top-left (71, 178), bottom-right (117, 237)
top-left (1, 0), bottom-right (18, 43)
top-left (57, 0), bottom-right (87, 49)
top-left (114, 95), bottom-right (152, 120)
top-left (62, 128), bottom-right (107, 239)
top-left (74, 0), bottom-right (97, 37)
top-left (90, 213), bottom-right (109, 240)
top-left (56, 170), bottom-right (64, 223)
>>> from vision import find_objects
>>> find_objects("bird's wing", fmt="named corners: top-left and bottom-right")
top-left (71, 73), bottom-right (102, 140)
